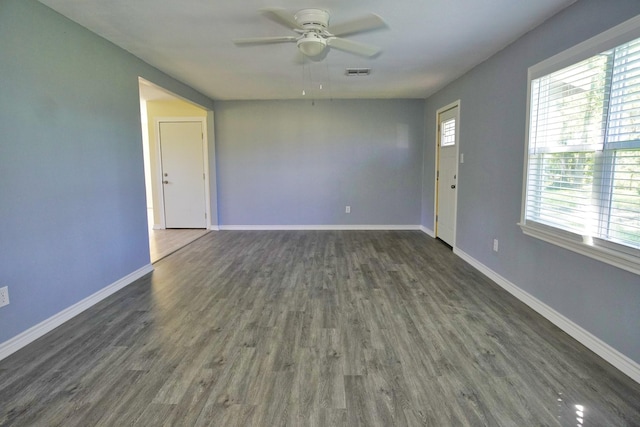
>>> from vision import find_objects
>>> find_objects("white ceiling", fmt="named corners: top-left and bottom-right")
top-left (39, 0), bottom-right (576, 101)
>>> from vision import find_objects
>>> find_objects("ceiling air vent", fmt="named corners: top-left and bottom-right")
top-left (345, 68), bottom-right (371, 76)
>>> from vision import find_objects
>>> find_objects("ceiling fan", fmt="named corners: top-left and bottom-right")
top-left (233, 8), bottom-right (387, 58)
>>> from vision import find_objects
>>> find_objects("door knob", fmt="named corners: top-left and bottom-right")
top-left (163, 180), bottom-right (169, 184)
top-left (451, 185), bottom-right (456, 189)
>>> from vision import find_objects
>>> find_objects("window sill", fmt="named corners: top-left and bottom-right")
top-left (518, 222), bottom-right (640, 276)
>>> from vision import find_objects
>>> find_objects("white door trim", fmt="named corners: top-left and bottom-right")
top-left (155, 116), bottom-right (211, 229)
top-left (433, 100), bottom-right (461, 248)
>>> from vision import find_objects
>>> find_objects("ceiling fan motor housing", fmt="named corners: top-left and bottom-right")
top-left (294, 9), bottom-right (330, 30)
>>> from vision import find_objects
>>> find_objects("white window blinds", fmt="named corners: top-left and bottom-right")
top-left (441, 118), bottom-right (456, 146)
top-left (524, 35), bottom-right (640, 257)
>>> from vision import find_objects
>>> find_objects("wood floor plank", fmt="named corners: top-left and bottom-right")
top-left (1, 230), bottom-right (639, 426)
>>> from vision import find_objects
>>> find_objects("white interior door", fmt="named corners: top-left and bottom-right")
top-left (436, 105), bottom-right (459, 246)
top-left (160, 121), bottom-right (206, 228)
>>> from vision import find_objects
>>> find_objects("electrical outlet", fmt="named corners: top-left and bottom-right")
top-left (493, 239), bottom-right (499, 252)
top-left (345, 206), bottom-right (351, 214)
top-left (0, 286), bottom-right (9, 308)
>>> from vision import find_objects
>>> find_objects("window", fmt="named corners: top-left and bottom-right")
top-left (441, 118), bottom-right (456, 146)
top-left (521, 16), bottom-right (640, 275)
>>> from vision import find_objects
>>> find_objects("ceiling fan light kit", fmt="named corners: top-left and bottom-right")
top-left (233, 7), bottom-right (386, 58)
top-left (297, 32), bottom-right (327, 57)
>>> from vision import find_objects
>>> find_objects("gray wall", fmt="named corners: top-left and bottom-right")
top-left (0, 0), bottom-right (214, 343)
top-left (215, 100), bottom-right (424, 226)
top-left (422, 0), bottom-right (640, 363)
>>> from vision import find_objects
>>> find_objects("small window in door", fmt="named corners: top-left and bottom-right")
top-left (441, 118), bottom-right (456, 146)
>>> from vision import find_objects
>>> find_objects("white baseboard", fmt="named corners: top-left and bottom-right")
top-left (152, 224), bottom-right (163, 230)
top-left (454, 248), bottom-right (640, 384)
top-left (209, 225), bottom-right (220, 231)
top-left (0, 264), bottom-right (154, 362)
top-left (420, 225), bottom-right (435, 237)
top-left (219, 225), bottom-right (421, 231)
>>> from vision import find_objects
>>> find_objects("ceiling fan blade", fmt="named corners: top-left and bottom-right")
top-left (233, 36), bottom-right (298, 46)
top-left (260, 8), bottom-right (303, 31)
top-left (328, 13), bottom-right (387, 37)
top-left (328, 37), bottom-right (381, 57)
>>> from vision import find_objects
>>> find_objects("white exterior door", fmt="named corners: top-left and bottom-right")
top-left (436, 105), bottom-right (459, 246)
top-left (159, 121), bottom-right (206, 228)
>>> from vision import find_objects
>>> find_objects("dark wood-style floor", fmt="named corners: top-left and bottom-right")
top-left (1, 231), bottom-right (639, 426)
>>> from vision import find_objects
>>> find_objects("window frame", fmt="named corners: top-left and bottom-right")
top-left (520, 15), bottom-right (640, 276)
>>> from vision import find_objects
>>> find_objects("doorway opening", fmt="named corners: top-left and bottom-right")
top-left (434, 100), bottom-right (460, 249)
top-left (138, 79), bottom-right (214, 262)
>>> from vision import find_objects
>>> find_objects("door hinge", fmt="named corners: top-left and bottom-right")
top-left (436, 215), bottom-right (438, 222)
top-left (203, 173), bottom-right (205, 180)
top-left (205, 212), bottom-right (207, 219)
top-left (437, 170), bottom-right (439, 180)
